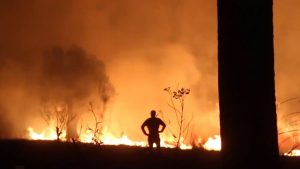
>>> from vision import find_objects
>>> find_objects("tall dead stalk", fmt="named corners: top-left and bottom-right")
top-left (164, 87), bottom-right (192, 148)
top-left (86, 102), bottom-right (103, 145)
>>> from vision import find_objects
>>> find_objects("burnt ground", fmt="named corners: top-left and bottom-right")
top-left (0, 140), bottom-right (299, 169)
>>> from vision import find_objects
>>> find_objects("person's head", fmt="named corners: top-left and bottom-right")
top-left (150, 110), bottom-right (156, 118)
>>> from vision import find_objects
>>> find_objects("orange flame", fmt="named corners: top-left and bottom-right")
top-left (27, 126), bottom-right (66, 141)
top-left (27, 125), bottom-right (220, 150)
top-left (284, 149), bottom-right (300, 156)
top-left (29, 126), bottom-right (300, 156)
top-left (203, 135), bottom-right (221, 151)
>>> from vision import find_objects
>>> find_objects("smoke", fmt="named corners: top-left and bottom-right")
top-left (274, 0), bottom-right (300, 152)
top-left (40, 46), bottom-right (113, 103)
top-left (0, 105), bottom-right (14, 138)
top-left (0, 0), bottom-right (218, 140)
top-left (0, 46), bottom-right (114, 138)
top-left (274, 0), bottom-right (300, 100)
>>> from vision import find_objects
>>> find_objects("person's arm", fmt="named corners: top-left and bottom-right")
top-left (141, 121), bottom-right (149, 136)
top-left (159, 119), bottom-right (166, 133)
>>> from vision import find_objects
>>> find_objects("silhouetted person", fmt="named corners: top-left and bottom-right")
top-left (141, 110), bottom-right (166, 150)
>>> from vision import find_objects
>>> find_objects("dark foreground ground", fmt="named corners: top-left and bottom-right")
top-left (0, 140), bottom-right (299, 169)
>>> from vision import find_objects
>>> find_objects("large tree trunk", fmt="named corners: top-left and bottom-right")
top-left (218, 1), bottom-right (280, 169)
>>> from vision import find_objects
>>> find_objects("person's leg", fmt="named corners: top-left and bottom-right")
top-left (156, 137), bottom-right (161, 149)
top-left (148, 137), bottom-right (154, 149)
top-left (153, 137), bottom-right (161, 155)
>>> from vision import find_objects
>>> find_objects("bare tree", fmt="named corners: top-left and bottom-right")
top-left (86, 102), bottom-right (103, 145)
top-left (164, 87), bottom-right (192, 148)
top-left (41, 104), bottom-right (76, 141)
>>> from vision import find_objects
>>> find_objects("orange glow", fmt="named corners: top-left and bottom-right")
top-left (1, 0), bottom-right (300, 159)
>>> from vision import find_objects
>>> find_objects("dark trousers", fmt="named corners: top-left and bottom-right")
top-left (148, 135), bottom-right (160, 149)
